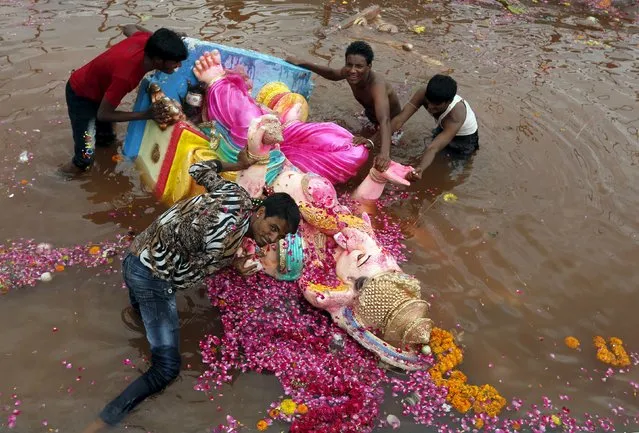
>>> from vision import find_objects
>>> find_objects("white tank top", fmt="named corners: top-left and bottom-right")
top-left (436, 94), bottom-right (477, 136)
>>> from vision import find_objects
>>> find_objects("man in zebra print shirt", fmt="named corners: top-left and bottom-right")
top-left (83, 149), bottom-right (300, 433)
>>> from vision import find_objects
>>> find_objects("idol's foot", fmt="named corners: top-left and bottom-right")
top-left (379, 161), bottom-right (413, 186)
top-left (193, 50), bottom-right (225, 86)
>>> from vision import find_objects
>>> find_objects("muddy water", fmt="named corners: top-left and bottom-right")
top-left (1, 0), bottom-right (638, 432)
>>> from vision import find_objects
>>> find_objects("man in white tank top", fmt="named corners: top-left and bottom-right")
top-left (384, 74), bottom-right (479, 182)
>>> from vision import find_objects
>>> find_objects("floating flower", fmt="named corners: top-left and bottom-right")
top-left (594, 336), bottom-right (631, 367)
top-left (256, 419), bottom-right (268, 431)
top-left (412, 25), bottom-right (426, 34)
top-left (551, 414), bottom-right (562, 426)
top-left (88, 246), bottom-right (101, 255)
top-left (565, 336), bottom-right (580, 349)
top-left (280, 398), bottom-right (297, 416)
top-left (55, 264), bottom-right (65, 272)
top-left (386, 414), bottom-right (401, 429)
top-left (268, 408), bottom-right (280, 418)
top-left (442, 192), bottom-right (458, 203)
top-left (296, 403), bottom-right (308, 415)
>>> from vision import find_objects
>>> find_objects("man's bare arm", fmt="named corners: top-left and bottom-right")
top-left (285, 56), bottom-right (345, 81)
top-left (370, 87), bottom-right (424, 147)
top-left (414, 117), bottom-right (463, 174)
top-left (391, 87), bottom-right (425, 131)
top-left (122, 24), bottom-right (151, 37)
top-left (371, 83), bottom-right (394, 171)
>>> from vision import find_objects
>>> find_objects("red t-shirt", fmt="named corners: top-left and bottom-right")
top-left (69, 31), bottom-right (151, 108)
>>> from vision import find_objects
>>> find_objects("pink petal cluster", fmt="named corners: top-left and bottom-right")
top-left (1, 204), bottom-right (637, 431)
top-left (0, 236), bottom-right (131, 293)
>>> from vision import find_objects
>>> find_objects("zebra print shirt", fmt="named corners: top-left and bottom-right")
top-left (131, 160), bottom-right (254, 289)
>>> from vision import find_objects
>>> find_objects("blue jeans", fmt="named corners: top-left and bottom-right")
top-left (99, 253), bottom-right (181, 426)
top-left (66, 81), bottom-right (115, 169)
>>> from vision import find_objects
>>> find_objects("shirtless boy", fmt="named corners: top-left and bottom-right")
top-left (286, 41), bottom-right (400, 171)
top-left (390, 74), bottom-right (479, 181)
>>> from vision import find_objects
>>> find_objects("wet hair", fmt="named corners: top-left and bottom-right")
top-left (144, 28), bottom-right (188, 62)
top-left (345, 41), bottom-right (374, 65)
top-left (425, 74), bottom-right (457, 104)
top-left (261, 192), bottom-right (301, 234)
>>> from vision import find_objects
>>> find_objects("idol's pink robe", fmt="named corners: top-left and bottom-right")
top-left (205, 74), bottom-right (368, 184)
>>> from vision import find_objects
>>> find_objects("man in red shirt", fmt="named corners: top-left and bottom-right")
top-left (60, 25), bottom-right (188, 175)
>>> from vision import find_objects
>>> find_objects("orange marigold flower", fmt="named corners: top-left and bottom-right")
top-left (474, 418), bottom-right (485, 429)
top-left (256, 419), bottom-right (268, 431)
top-left (564, 336), bottom-right (580, 349)
top-left (297, 403), bottom-right (308, 415)
top-left (610, 337), bottom-right (624, 346)
top-left (450, 370), bottom-right (467, 382)
top-left (89, 246), bottom-right (101, 255)
top-left (268, 408), bottom-right (280, 418)
top-left (451, 395), bottom-right (472, 413)
top-left (594, 336), bottom-right (631, 367)
top-left (512, 421), bottom-right (522, 430)
top-left (55, 265), bottom-right (65, 272)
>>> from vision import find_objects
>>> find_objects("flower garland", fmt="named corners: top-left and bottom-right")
top-left (594, 336), bottom-right (631, 367)
top-left (428, 328), bottom-right (507, 418)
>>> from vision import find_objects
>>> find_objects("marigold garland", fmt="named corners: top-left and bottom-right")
top-left (428, 327), bottom-right (506, 417)
top-left (594, 336), bottom-right (631, 367)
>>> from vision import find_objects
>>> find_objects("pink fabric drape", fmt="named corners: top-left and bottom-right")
top-left (281, 121), bottom-right (368, 184)
top-left (205, 75), bottom-right (369, 184)
top-left (206, 74), bottom-right (267, 147)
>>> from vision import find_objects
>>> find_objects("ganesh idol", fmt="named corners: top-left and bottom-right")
top-left (183, 51), bottom-right (433, 370)
top-left (193, 49), bottom-right (373, 186)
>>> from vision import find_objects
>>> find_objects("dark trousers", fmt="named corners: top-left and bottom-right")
top-left (99, 253), bottom-right (181, 426)
top-left (433, 126), bottom-right (479, 158)
top-left (65, 81), bottom-right (115, 169)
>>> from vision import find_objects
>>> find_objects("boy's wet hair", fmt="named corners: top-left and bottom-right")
top-left (261, 192), bottom-right (301, 234)
top-left (426, 74), bottom-right (457, 104)
top-left (345, 41), bottom-right (374, 65)
top-left (145, 28), bottom-right (188, 62)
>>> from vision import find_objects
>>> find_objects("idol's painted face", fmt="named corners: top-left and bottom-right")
top-left (333, 227), bottom-right (400, 284)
